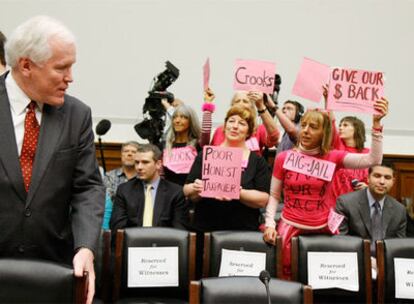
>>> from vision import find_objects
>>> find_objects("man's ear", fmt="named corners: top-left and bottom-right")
top-left (156, 159), bottom-right (162, 170)
top-left (18, 57), bottom-right (34, 77)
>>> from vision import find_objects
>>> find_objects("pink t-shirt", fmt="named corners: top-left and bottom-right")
top-left (274, 149), bottom-right (347, 227)
top-left (331, 126), bottom-right (369, 200)
top-left (330, 146), bottom-right (369, 200)
top-left (211, 124), bottom-right (268, 156)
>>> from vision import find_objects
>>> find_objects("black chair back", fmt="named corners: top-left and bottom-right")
top-left (377, 238), bottom-right (414, 304)
top-left (94, 229), bottom-right (111, 302)
top-left (113, 227), bottom-right (196, 302)
top-left (190, 276), bottom-right (313, 304)
top-left (203, 230), bottom-right (282, 278)
top-left (291, 235), bottom-right (371, 303)
top-left (0, 258), bottom-right (87, 303)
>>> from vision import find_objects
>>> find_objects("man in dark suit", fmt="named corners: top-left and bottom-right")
top-left (110, 144), bottom-right (189, 234)
top-left (336, 164), bottom-right (406, 245)
top-left (0, 31), bottom-right (6, 74)
top-left (0, 16), bottom-right (104, 303)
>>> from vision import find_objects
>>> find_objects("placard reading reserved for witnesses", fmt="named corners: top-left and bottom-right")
top-left (128, 247), bottom-right (179, 287)
top-left (307, 251), bottom-right (359, 291)
top-left (219, 249), bottom-right (266, 277)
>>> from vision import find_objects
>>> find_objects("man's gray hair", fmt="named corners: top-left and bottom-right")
top-left (121, 141), bottom-right (140, 151)
top-left (5, 15), bottom-right (76, 68)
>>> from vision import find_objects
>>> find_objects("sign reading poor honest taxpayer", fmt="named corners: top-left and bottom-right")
top-left (327, 68), bottom-right (384, 114)
top-left (201, 146), bottom-right (243, 200)
top-left (233, 59), bottom-right (276, 94)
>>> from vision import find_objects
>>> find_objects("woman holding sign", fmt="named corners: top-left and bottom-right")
top-left (184, 105), bottom-right (271, 232)
top-left (162, 90), bottom-right (215, 186)
top-left (263, 98), bottom-right (388, 279)
top-left (322, 85), bottom-right (371, 199)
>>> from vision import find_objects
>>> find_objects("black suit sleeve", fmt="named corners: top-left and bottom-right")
top-left (171, 189), bottom-right (189, 230)
top-left (110, 185), bottom-right (129, 237)
top-left (71, 106), bottom-right (105, 253)
top-left (396, 205), bottom-right (407, 238)
top-left (335, 196), bottom-right (350, 235)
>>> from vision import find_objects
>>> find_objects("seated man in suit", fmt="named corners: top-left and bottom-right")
top-left (336, 164), bottom-right (406, 241)
top-left (336, 164), bottom-right (407, 274)
top-left (110, 144), bottom-right (189, 234)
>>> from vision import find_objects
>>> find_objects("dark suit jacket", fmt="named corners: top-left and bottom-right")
top-left (110, 178), bottom-right (189, 233)
top-left (335, 188), bottom-right (407, 239)
top-left (0, 72), bottom-right (105, 264)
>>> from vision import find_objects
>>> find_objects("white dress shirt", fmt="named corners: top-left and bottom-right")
top-left (5, 72), bottom-right (43, 155)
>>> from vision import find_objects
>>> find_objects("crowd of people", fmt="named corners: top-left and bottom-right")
top-left (1, 15), bottom-right (412, 303)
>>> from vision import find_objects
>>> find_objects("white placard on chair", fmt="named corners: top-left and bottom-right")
top-left (307, 251), bottom-right (359, 291)
top-left (394, 258), bottom-right (414, 299)
top-left (127, 247), bottom-right (179, 287)
top-left (219, 249), bottom-right (266, 277)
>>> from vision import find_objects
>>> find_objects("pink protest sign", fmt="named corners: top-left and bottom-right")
top-left (327, 208), bottom-right (345, 234)
top-left (245, 137), bottom-right (260, 152)
top-left (163, 146), bottom-right (197, 174)
top-left (203, 58), bottom-right (210, 91)
top-left (283, 150), bottom-right (336, 181)
top-left (233, 59), bottom-right (276, 94)
top-left (201, 146), bottom-right (243, 199)
top-left (327, 67), bottom-right (384, 114)
top-left (292, 57), bottom-right (331, 103)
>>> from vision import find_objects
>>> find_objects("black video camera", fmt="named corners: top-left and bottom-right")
top-left (263, 74), bottom-right (282, 117)
top-left (134, 61), bottom-right (180, 145)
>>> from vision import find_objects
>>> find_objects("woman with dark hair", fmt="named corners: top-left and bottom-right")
top-left (330, 115), bottom-right (370, 199)
top-left (263, 98), bottom-right (388, 279)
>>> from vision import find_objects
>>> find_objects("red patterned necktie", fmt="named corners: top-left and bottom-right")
top-left (20, 101), bottom-right (40, 192)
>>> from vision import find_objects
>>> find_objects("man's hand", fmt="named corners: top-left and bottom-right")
top-left (73, 248), bottom-right (95, 304)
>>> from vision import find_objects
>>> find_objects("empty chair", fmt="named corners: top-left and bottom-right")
top-left (377, 238), bottom-right (414, 304)
top-left (113, 227), bottom-right (196, 303)
top-left (203, 230), bottom-right (282, 278)
top-left (291, 235), bottom-right (372, 304)
top-left (189, 276), bottom-right (313, 304)
top-left (0, 258), bottom-right (87, 303)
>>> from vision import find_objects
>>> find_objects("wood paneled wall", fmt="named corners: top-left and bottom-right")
top-left (96, 142), bottom-right (414, 201)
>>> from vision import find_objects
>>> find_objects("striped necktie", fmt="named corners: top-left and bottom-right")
top-left (371, 201), bottom-right (383, 255)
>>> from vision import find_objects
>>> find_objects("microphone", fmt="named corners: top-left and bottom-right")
top-left (95, 119), bottom-right (111, 175)
top-left (259, 270), bottom-right (271, 304)
top-left (95, 119), bottom-right (111, 136)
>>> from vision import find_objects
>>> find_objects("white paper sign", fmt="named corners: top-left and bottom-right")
top-left (218, 249), bottom-right (266, 277)
top-left (394, 258), bottom-right (414, 299)
top-left (128, 247), bottom-right (179, 287)
top-left (307, 252), bottom-right (359, 291)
